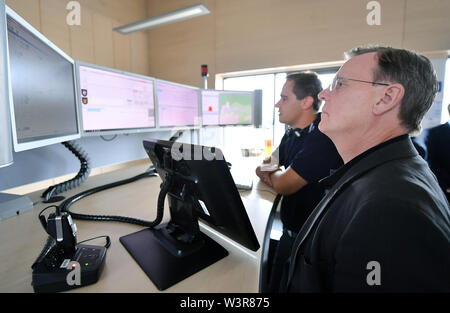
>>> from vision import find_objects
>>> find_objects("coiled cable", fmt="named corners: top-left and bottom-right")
top-left (41, 141), bottom-right (91, 203)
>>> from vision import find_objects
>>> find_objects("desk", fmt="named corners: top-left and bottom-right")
top-left (0, 160), bottom-right (276, 292)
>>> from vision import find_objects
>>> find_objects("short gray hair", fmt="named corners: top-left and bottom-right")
top-left (345, 45), bottom-right (438, 133)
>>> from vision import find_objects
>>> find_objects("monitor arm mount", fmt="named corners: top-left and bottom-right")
top-left (152, 149), bottom-right (205, 257)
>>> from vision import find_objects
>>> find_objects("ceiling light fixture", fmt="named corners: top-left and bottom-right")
top-left (113, 3), bottom-right (210, 34)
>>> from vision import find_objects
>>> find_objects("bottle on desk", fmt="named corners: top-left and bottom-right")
top-left (264, 139), bottom-right (272, 159)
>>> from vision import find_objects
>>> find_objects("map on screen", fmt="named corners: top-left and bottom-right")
top-left (202, 90), bottom-right (253, 126)
top-left (219, 93), bottom-right (252, 125)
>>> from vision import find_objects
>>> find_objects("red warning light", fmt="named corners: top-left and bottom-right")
top-left (201, 64), bottom-right (209, 77)
top-left (208, 106), bottom-right (212, 112)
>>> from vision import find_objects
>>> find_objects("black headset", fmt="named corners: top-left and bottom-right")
top-left (286, 128), bottom-right (303, 138)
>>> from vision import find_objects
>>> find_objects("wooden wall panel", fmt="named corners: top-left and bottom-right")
top-left (113, 21), bottom-right (132, 72)
top-left (70, 6), bottom-right (95, 63)
top-left (39, 0), bottom-right (71, 55)
top-left (92, 12), bottom-right (115, 68)
top-left (145, 0), bottom-right (450, 89)
top-left (214, 0), bottom-right (405, 74)
top-left (77, 0), bottom-right (147, 25)
top-left (130, 31), bottom-right (149, 76)
top-left (403, 0), bottom-right (450, 52)
top-left (6, 0), bottom-right (41, 31)
top-left (147, 0), bottom-right (216, 88)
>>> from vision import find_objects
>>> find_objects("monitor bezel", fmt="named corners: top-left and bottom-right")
top-left (200, 89), bottom-right (255, 127)
top-left (155, 78), bottom-right (201, 129)
top-left (5, 6), bottom-right (81, 152)
top-left (0, 1), bottom-right (13, 167)
top-left (75, 61), bottom-right (159, 137)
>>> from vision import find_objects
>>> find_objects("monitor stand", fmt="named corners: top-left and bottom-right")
top-left (120, 223), bottom-right (228, 291)
top-left (0, 192), bottom-right (33, 221)
top-left (120, 186), bottom-right (228, 291)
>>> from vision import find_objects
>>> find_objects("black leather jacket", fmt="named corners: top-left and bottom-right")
top-left (287, 135), bottom-right (450, 292)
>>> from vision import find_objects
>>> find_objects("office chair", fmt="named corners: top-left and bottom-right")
top-left (258, 194), bottom-right (282, 293)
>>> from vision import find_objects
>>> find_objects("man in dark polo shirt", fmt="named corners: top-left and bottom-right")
top-left (256, 72), bottom-right (343, 292)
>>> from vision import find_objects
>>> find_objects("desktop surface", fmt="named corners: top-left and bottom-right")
top-left (0, 160), bottom-right (275, 292)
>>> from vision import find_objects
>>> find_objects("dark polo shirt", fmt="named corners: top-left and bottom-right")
top-left (278, 114), bottom-right (343, 233)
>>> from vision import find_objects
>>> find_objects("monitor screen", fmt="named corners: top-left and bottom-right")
top-left (120, 138), bottom-right (260, 290)
top-left (6, 7), bottom-right (80, 152)
top-left (77, 63), bottom-right (156, 135)
top-left (156, 80), bottom-right (200, 127)
top-left (202, 90), bottom-right (253, 126)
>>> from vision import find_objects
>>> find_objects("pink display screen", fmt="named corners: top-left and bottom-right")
top-left (79, 66), bottom-right (155, 133)
top-left (201, 90), bottom-right (220, 126)
top-left (157, 81), bottom-right (199, 127)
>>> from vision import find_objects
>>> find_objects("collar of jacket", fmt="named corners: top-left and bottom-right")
top-left (321, 134), bottom-right (412, 188)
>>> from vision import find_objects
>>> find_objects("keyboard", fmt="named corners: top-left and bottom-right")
top-left (231, 170), bottom-right (253, 190)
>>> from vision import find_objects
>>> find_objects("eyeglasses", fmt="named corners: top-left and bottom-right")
top-left (329, 76), bottom-right (390, 92)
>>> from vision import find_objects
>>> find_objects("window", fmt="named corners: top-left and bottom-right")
top-left (223, 68), bottom-right (338, 149)
top-left (442, 58), bottom-right (450, 123)
top-left (223, 74), bottom-right (275, 128)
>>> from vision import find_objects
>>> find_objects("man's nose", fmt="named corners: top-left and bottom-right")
top-left (318, 87), bottom-right (330, 101)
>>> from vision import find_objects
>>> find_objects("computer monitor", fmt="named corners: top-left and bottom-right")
top-left (0, 5), bottom-right (35, 220)
top-left (6, 6), bottom-right (80, 152)
top-left (156, 79), bottom-right (200, 128)
top-left (0, 1), bottom-right (13, 168)
top-left (76, 62), bottom-right (156, 136)
top-left (120, 138), bottom-right (260, 290)
top-left (201, 89), bottom-right (254, 126)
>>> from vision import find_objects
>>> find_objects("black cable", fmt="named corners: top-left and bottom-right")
top-left (59, 171), bottom-right (170, 228)
top-left (41, 141), bottom-right (91, 203)
top-left (77, 235), bottom-right (111, 249)
top-left (38, 205), bottom-right (59, 231)
top-left (169, 130), bottom-right (184, 142)
top-left (100, 135), bottom-right (117, 142)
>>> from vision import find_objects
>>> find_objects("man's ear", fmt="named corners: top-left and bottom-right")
top-left (301, 96), bottom-right (314, 110)
top-left (373, 83), bottom-right (404, 115)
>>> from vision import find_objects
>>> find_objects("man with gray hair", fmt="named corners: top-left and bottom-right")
top-left (286, 46), bottom-right (450, 292)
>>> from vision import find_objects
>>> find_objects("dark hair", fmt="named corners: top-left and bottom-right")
top-left (345, 45), bottom-right (438, 133)
top-left (286, 71), bottom-right (323, 112)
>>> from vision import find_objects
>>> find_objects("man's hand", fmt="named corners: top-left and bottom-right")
top-left (256, 164), bottom-right (308, 195)
top-left (256, 165), bottom-right (274, 187)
